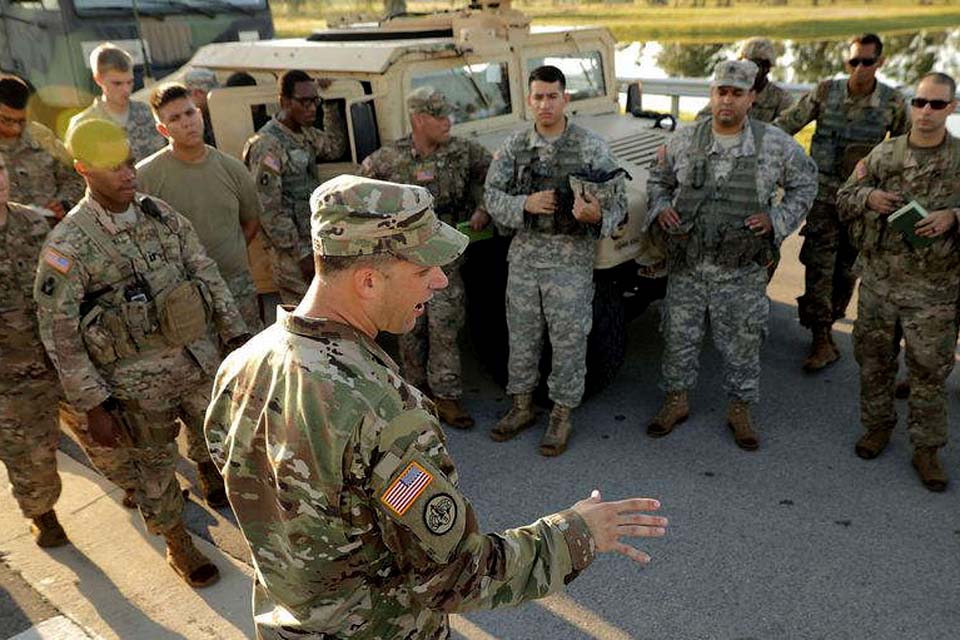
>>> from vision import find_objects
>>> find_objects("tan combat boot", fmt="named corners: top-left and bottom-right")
top-left (854, 429), bottom-right (892, 460)
top-left (30, 510), bottom-right (69, 548)
top-left (912, 447), bottom-right (948, 492)
top-left (802, 325), bottom-right (839, 372)
top-left (197, 461), bottom-right (229, 508)
top-left (164, 522), bottom-right (220, 588)
top-left (726, 400), bottom-right (759, 451)
top-left (539, 404), bottom-right (573, 457)
top-left (647, 391), bottom-right (689, 438)
top-left (490, 393), bottom-right (536, 442)
top-left (434, 397), bottom-right (475, 430)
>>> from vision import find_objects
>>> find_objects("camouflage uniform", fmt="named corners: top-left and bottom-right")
top-left (67, 98), bottom-right (166, 163)
top-left (836, 134), bottom-right (960, 447)
top-left (696, 81), bottom-right (795, 124)
top-left (243, 109), bottom-right (347, 302)
top-left (0, 122), bottom-right (84, 209)
top-left (774, 79), bottom-right (908, 327)
top-left (204, 175), bottom-right (596, 639)
top-left (648, 115), bottom-right (817, 402)
top-left (360, 133), bottom-right (491, 398)
top-left (485, 120), bottom-right (627, 408)
top-left (0, 203), bottom-right (62, 519)
top-left (34, 194), bottom-right (247, 535)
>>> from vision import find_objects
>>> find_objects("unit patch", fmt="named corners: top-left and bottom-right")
top-left (423, 493), bottom-right (457, 535)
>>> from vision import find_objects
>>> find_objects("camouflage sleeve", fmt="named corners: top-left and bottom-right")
top-left (466, 140), bottom-right (493, 211)
top-left (777, 89), bottom-right (796, 119)
top-left (484, 138), bottom-right (527, 229)
top-left (245, 137), bottom-right (301, 253)
top-left (49, 137), bottom-right (84, 206)
top-left (316, 103), bottom-right (348, 161)
top-left (836, 145), bottom-right (884, 223)
top-left (773, 84), bottom-right (820, 135)
top-left (768, 132), bottom-right (818, 244)
top-left (646, 135), bottom-right (683, 227)
top-left (358, 148), bottom-right (389, 179)
top-left (888, 91), bottom-right (910, 137)
top-left (363, 409), bottom-right (595, 613)
top-left (33, 235), bottom-right (111, 411)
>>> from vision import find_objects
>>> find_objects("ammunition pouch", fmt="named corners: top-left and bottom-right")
top-left (79, 305), bottom-right (138, 367)
top-left (157, 281), bottom-right (211, 348)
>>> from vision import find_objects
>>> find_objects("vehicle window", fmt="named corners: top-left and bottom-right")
top-left (410, 62), bottom-right (511, 124)
top-left (527, 51), bottom-right (605, 101)
top-left (72, 0), bottom-right (266, 12)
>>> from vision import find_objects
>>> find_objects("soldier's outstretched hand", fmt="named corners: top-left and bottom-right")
top-left (571, 489), bottom-right (667, 565)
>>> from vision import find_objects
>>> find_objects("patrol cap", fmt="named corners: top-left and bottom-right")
top-left (711, 60), bottom-right (760, 90)
top-left (310, 174), bottom-right (468, 267)
top-left (739, 37), bottom-right (778, 64)
top-left (406, 86), bottom-right (453, 118)
top-left (184, 67), bottom-right (218, 91)
top-left (66, 119), bottom-right (130, 168)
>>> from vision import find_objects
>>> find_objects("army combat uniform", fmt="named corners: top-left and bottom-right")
top-left (243, 108), bottom-right (346, 302)
top-left (35, 194), bottom-right (247, 535)
top-left (775, 79), bottom-right (908, 332)
top-left (837, 134), bottom-right (960, 463)
top-left (204, 175), bottom-right (596, 639)
top-left (0, 122), bottom-right (84, 211)
top-left (67, 98), bottom-right (167, 163)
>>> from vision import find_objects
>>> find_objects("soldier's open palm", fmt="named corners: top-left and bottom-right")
top-left (572, 489), bottom-right (667, 564)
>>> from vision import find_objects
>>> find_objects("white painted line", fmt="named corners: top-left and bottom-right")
top-left (7, 615), bottom-right (98, 640)
top-left (536, 593), bottom-right (635, 640)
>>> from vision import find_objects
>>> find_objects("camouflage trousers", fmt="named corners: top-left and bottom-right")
top-left (505, 262), bottom-right (593, 408)
top-left (0, 374), bottom-right (62, 519)
top-left (399, 259), bottom-right (465, 399)
top-left (224, 270), bottom-right (263, 333)
top-left (267, 246), bottom-right (310, 305)
top-left (661, 261), bottom-right (769, 403)
top-left (853, 283), bottom-right (957, 447)
top-left (60, 382), bottom-right (213, 535)
top-left (797, 197), bottom-right (859, 328)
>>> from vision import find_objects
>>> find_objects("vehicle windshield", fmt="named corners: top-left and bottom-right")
top-left (527, 51), bottom-right (606, 101)
top-left (72, 0), bottom-right (265, 13)
top-left (410, 62), bottom-right (512, 124)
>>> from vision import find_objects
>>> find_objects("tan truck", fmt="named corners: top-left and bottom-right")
top-left (165, 0), bottom-right (674, 395)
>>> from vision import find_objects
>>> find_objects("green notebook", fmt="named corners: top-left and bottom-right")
top-left (888, 200), bottom-right (934, 248)
top-left (456, 221), bottom-right (494, 243)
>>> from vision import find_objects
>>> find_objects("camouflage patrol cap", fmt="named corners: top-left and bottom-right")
top-left (711, 60), bottom-right (760, 90)
top-left (66, 119), bottom-right (130, 168)
top-left (739, 37), bottom-right (778, 64)
top-left (184, 67), bottom-right (218, 91)
top-left (406, 86), bottom-right (453, 118)
top-left (310, 174), bottom-right (468, 267)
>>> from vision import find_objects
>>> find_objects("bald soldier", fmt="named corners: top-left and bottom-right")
top-left (204, 175), bottom-right (668, 639)
top-left (360, 87), bottom-right (492, 428)
top-left (696, 37), bottom-right (794, 123)
top-left (35, 119), bottom-right (249, 588)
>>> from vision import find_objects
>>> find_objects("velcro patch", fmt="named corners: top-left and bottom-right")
top-left (43, 248), bottom-right (73, 274)
top-left (262, 153), bottom-right (282, 174)
top-left (380, 461), bottom-right (433, 516)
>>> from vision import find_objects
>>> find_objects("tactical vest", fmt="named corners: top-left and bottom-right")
top-left (513, 130), bottom-right (594, 236)
top-left (811, 80), bottom-right (894, 178)
top-left (667, 118), bottom-right (774, 270)
top-left (74, 198), bottom-right (212, 368)
top-left (281, 140), bottom-right (320, 241)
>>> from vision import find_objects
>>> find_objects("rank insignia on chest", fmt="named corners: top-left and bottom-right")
top-left (381, 461), bottom-right (433, 516)
top-left (42, 248), bottom-right (73, 274)
top-left (416, 169), bottom-right (435, 182)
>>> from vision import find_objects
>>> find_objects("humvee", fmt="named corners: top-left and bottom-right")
top-left (165, 0), bottom-right (673, 395)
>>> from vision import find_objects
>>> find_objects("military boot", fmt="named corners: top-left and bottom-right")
top-left (647, 391), bottom-right (689, 438)
top-left (164, 522), bottom-right (220, 588)
top-left (490, 393), bottom-right (536, 442)
top-left (726, 400), bottom-right (759, 451)
top-left (30, 510), bottom-right (69, 548)
top-left (854, 429), bottom-right (892, 460)
top-left (802, 325), bottom-right (839, 372)
top-left (912, 447), bottom-right (948, 492)
top-left (197, 461), bottom-right (229, 508)
top-left (434, 397), bottom-right (475, 430)
top-left (539, 404), bottom-right (573, 457)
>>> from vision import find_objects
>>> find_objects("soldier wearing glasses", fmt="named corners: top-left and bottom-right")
top-left (836, 73), bottom-right (960, 492)
top-left (775, 33), bottom-right (908, 373)
top-left (244, 70), bottom-right (347, 303)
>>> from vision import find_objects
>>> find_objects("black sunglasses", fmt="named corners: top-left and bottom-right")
top-left (910, 97), bottom-right (952, 110)
top-left (847, 57), bottom-right (878, 68)
top-left (291, 95), bottom-right (320, 107)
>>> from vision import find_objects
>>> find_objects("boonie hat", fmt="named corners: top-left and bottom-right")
top-left (711, 60), bottom-right (760, 90)
top-left (66, 119), bottom-right (130, 168)
top-left (310, 174), bottom-right (468, 267)
top-left (739, 37), bottom-right (778, 64)
top-left (406, 86), bottom-right (453, 118)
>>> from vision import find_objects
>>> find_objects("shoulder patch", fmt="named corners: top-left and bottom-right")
top-left (261, 153), bottom-right (282, 174)
top-left (855, 159), bottom-right (868, 180)
top-left (380, 461), bottom-right (434, 516)
top-left (42, 247), bottom-right (74, 274)
top-left (423, 493), bottom-right (457, 535)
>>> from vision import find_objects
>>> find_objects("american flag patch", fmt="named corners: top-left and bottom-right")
top-left (43, 248), bottom-right (73, 274)
top-left (416, 169), bottom-right (435, 182)
top-left (380, 461), bottom-right (433, 516)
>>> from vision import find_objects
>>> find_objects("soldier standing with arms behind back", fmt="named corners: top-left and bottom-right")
top-left (360, 87), bottom-right (491, 428)
top-left (485, 65), bottom-right (627, 456)
top-left (0, 152), bottom-right (69, 548)
top-left (204, 174), bottom-right (667, 639)
top-left (244, 70), bottom-right (346, 303)
top-left (34, 119), bottom-right (250, 587)
top-left (774, 33), bottom-right (908, 372)
top-left (647, 61), bottom-right (817, 450)
top-left (836, 72), bottom-right (960, 492)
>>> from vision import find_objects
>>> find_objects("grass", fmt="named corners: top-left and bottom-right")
top-left (272, 0), bottom-right (960, 42)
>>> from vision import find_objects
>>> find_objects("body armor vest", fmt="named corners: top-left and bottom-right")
top-left (282, 145), bottom-right (320, 241)
top-left (668, 118), bottom-right (774, 270)
top-left (811, 80), bottom-right (893, 178)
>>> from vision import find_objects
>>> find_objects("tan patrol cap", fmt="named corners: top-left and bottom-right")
top-left (66, 119), bottom-right (130, 168)
top-left (711, 60), bottom-right (760, 90)
top-left (739, 37), bottom-right (778, 64)
top-left (310, 174), bottom-right (468, 267)
top-left (406, 86), bottom-right (453, 118)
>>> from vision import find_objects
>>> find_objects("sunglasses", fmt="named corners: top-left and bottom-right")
top-left (910, 97), bottom-right (952, 110)
top-left (291, 95), bottom-right (320, 107)
top-left (847, 57), bottom-right (878, 68)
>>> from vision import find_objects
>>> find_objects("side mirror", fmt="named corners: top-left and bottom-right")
top-left (625, 82), bottom-right (643, 115)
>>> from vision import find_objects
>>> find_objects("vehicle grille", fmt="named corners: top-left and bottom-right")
top-left (608, 128), bottom-right (670, 167)
top-left (140, 20), bottom-right (194, 66)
